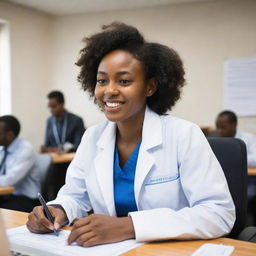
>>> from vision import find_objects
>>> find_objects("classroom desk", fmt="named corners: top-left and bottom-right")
top-left (248, 168), bottom-right (256, 176)
top-left (0, 187), bottom-right (15, 195)
top-left (1, 209), bottom-right (256, 256)
top-left (49, 152), bottom-right (75, 164)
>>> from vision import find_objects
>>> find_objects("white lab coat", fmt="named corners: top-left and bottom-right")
top-left (49, 107), bottom-right (235, 242)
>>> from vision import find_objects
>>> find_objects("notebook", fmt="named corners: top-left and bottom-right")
top-left (1, 211), bottom-right (142, 256)
top-left (0, 211), bottom-right (57, 256)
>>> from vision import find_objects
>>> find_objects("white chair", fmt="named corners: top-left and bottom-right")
top-left (36, 153), bottom-right (52, 199)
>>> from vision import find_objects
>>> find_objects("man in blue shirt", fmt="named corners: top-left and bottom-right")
top-left (0, 115), bottom-right (40, 212)
top-left (41, 90), bottom-right (85, 153)
top-left (215, 110), bottom-right (256, 167)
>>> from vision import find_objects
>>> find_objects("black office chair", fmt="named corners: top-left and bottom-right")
top-left (207, 137), bottom-right (248, 239)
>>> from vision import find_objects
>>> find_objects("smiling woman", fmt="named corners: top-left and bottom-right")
top-left (95, 50), bottom-right (155, 124)
top-left (26, 22), bottom-right (235, 247)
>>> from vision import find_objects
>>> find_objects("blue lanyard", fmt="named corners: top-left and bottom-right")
top-left (52, 115), bottom-right (67, 147)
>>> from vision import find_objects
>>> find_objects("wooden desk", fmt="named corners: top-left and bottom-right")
top-left (1, 209), bottom-right (256, 256)
top-left (123, 238), bottom-right (256, 256)
top-left (0, 187), bottom-right (15, 195)
top-left (248, 168), bottom-right (256, 176)
top-left (1, 208), bottom-right (28, 228)
top-left (49, 153), bottom-right (75, 164)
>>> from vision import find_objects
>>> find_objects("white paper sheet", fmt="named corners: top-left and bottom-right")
top-left (7, 225), bottom-right (143, 256)
top-left (192, 243), bottom-right (234, 256)
top-left (224, 57), bottom-right (256, 116)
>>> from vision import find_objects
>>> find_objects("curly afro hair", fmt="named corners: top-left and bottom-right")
top-left (76, 22), bottom-right (186, 115)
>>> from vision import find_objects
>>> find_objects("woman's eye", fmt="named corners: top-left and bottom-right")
top-left (119, 79), bottom-right (130, 85)
top-left (97, 79), bottom-right (107, 85)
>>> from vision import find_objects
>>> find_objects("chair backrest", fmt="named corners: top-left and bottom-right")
top-left (36, 153), bottom-right (52, 198)
top-left (207, 137), bottom-right (248, 239)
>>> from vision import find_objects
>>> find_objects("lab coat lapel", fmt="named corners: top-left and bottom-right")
top-left (94, 121), bottom-right (116, 216)
top-left (134, 107), bottom-right (163, 205)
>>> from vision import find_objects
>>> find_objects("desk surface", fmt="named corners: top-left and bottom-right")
top-left (1, 208), bottom-right (256, 256)
top-left (49, 153), bottom-right (75, 164)
top-left (248, 168), bottom-right (256, 176)
top-left (0, 187), bottom-right (15, 195)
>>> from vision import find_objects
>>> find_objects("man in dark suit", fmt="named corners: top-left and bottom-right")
top-left (41, 91), bottom-right (85, 200)
top-left (41, 90), bottom-right (85, 153)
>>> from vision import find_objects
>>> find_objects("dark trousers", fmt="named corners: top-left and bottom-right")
top-left (0, 195), bottom-right (39, 212)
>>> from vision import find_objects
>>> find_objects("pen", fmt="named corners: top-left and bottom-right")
top-left (38, 192), bottom-right (58, 236)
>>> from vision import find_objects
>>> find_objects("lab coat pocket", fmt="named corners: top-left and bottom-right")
top-left (143, 173), bottom-right (181, 208)
top-left (144, 173), bottom-right (180, 186)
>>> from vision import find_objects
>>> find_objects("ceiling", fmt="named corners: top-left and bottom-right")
top-left (6, 0), bottom-right (215, 16)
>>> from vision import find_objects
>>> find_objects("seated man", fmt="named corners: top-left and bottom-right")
top-left (41, 90), bottom-right (85, 153)
top-left (216, 110), bottom-right (256, 225)
top-left (215, 110), bottom-right (256, 167)
top-left (0, 115), bottom-right (40, 212)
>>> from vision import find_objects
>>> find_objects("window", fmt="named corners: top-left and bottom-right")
top-left (0, 19), bottom-right (11, 115)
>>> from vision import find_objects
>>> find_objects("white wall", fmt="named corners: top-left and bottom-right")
top-left (0, 0), bottom-right (256, 149)
top-left (0, 2), bottom-right (54, 148)
top-left (52, 0), bottom-right (256, 133)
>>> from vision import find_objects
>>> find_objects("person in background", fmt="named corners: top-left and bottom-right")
top-left (216, 110), bottom-right (256, 225)
top-left (216, 110), bottom-right (256, 167)
top-left (41, 91), bottom-right (86, 201)
top-left (41, 90), bottom-right (85, 153)
top-left (27, 22), bottom-right (234, 246)
top-left (0, 115), bottom-right (40, 212)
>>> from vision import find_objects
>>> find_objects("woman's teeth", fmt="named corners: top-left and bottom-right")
top-left (105, 102), bottom-right (122, 107)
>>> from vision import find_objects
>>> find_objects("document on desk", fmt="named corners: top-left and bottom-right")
top-left (192, 243), bottom-right (234, 256)
top-left (7, 226), bottom-right (143, 256)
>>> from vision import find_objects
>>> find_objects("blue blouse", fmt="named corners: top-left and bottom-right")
top-left (113, 142), bottom-right (141, 217)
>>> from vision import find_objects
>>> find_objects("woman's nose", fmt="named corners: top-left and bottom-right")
top-left (105, 82), bottom-right (119, 95)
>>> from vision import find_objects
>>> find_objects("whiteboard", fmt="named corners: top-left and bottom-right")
top-left (224, 57), bottom-right (256, 116)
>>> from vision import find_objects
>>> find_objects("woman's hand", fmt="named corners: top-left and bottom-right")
top-left (67, 214), bottom-right (135, 247)
top-left (26, 205), bottom-right (67, 234)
